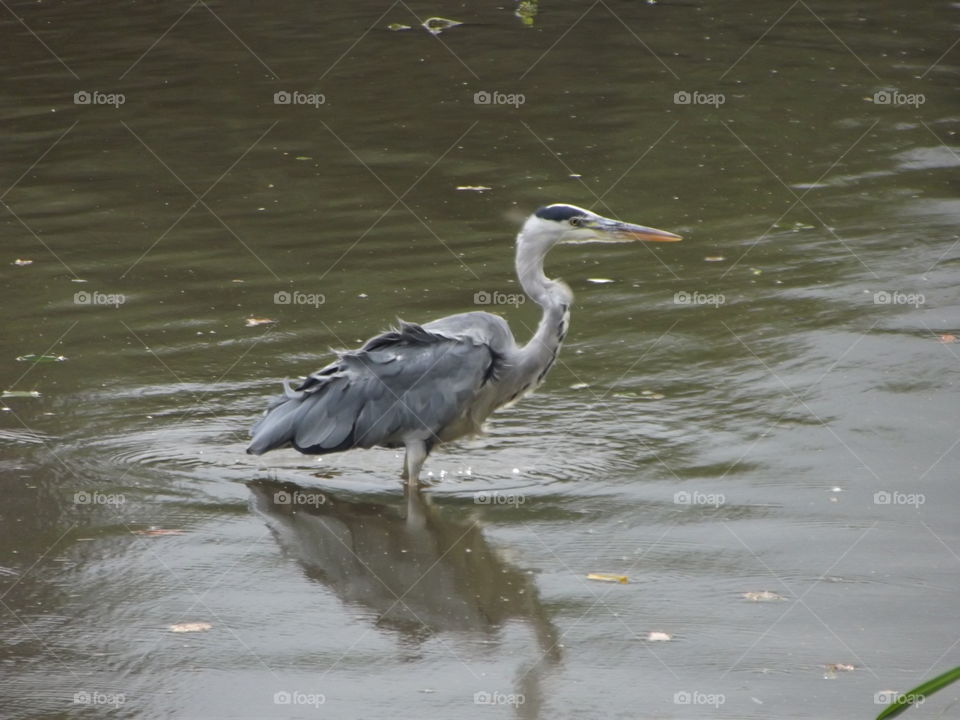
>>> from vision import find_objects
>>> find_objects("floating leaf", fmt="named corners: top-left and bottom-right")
top-left (937, 333), bottom-right (957, 343)
top-left (704, 256), bottom-right (725, 262)
top-left (742, 590), bottom-right (785, 602)
top-left (294, 156), bottom-right (312, 161)
top-left (515, 0), bottom-right (538, 26)
top-left (169, 621), bottom-right (212, 633)
top-left (570, 382), bottom-right (590, 390)
top-left (456, 185), bottom-right (492, 192)
top-left (646, 631), bottom-right (672, 642)
top-left (387, 22), bottom-right (411, 31)
top-left (826, 663), bottom-right (855, 673)
top-left (587, 572), bottom-right (628, 584)
top-left (422, 16), bottom-right (462, 34)
top-left (587, 278), bottom-right (615, 284)
top-left (132, 529), bottom-right (185, 536)
top-left (13, 258), bottom-right (32, 266)
top-left (245, 317), bottom-right (275, 327)
top-left (2, 390), bottom-right (41, 398)
top-left (16, 354), bottom-right (66, 363)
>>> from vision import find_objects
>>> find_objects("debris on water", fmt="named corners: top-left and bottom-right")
top-left (515, 0), bottom-right (538, 26)
top-left (512, 467), bottom-right (520, 474)
top-left (742, 590), bottom-right (785, 602)
top-left (938, 333), bottom-right (957, 343)
top-left (569, 173), bottom-right (582, 178)
top-left (387, 22), bottom-right (411, 31)
top-left (646, 631), bottom-right (672, 642)
top-left (422, 17), bottom-right (462, 35)
top-left (823, 663), bottom-right (855, 679)
top-left (169, 622), bottom-right (212, 633)
top-left (704, 256), bottom-right (725, 262)
top-left (750, 267), bottom-right (763, 275)
top-left (2, 390), bottom-right (41, 398)
top-left (16, 354), bottom-right (66, 363)
top-left (570, 382), bottom-right (590, 390)
top-left (640, 390), bottom-right (666, 400)
top-left (13, 258), bottom-right (32, 266)
top-left (294, 156), bottom-right (311, 161)
top-left (587, 573), bottom-right (628, 584)
top-left (133, 529), bottom-right (185, 536)
top-left (358, 293), bottom-right (368, 298)
top-left (587, 278), bottom-right (614, 284)
top-left (830, 487), bottom-right (843, 493)
top-left (245, 317), bottom-right (275, 327)
top-left (456, 185), bottom-right (492, 192)
top-left (231, 279), bottom-right (245, 283)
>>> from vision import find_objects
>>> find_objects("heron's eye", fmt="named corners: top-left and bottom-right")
top-left (569, 216), bottom-right (584, 227)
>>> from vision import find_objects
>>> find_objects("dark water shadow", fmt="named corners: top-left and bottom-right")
top-left (247, 478), bottom-right (560, 717)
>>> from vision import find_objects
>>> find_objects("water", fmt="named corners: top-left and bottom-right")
top-left (2, 1), bottom-right (959, 717)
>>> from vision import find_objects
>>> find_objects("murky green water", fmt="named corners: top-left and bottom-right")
top-left (2, 1), bottom-right (959, 717)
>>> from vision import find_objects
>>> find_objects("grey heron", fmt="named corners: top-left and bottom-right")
top-left (247, 204), bottom-right (681, 487)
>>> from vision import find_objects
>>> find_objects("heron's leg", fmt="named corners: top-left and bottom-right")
top-left (403, 439), bottom-right (427, 490)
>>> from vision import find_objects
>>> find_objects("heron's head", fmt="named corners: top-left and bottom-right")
top-left (520, 203), bottom-right (682, 250)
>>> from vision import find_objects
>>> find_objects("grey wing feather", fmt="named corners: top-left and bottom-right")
top-left (247, 317), bottom-right (510, 456)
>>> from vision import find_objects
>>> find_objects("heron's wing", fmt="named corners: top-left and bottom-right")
top-left (247, 319), bottom-right (509, 455)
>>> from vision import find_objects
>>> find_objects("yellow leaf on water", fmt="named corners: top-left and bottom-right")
top-left (132, 529), bottom-right (185, 536)
top-left (169, 622), bottom-right (212, 633)
top-left (587, 573), bottom-right (628, 584)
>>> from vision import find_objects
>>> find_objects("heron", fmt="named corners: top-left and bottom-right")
top-left (247, 204), bottom-right (681, 487)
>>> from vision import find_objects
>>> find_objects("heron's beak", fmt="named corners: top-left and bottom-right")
top-left (590, 216), bottom-right (682, 243)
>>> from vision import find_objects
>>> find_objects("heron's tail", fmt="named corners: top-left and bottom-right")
top-left (246, 380), bottom-right (307, 455)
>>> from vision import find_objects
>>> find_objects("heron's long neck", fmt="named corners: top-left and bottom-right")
top-left (515, 234), bottom-right (571, 385)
